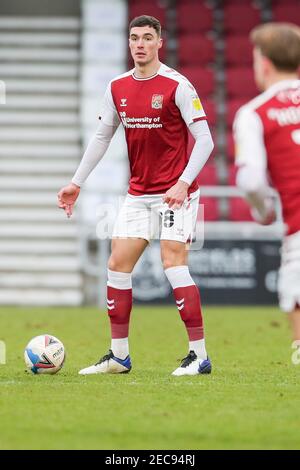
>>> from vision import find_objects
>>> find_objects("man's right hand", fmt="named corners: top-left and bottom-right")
top-left (57, 183), bottom-right (80, 218)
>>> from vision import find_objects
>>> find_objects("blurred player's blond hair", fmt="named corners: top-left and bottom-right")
top-left (250, 22), bottom-right (300, 72)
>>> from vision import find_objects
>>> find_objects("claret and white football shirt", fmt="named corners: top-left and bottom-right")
top-left (234, 79), bottom-right (300, 235)
top-left (99, 63), bottom-right (207, 196)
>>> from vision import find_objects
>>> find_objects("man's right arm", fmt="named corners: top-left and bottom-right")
top-left (57, 120), bottom-right (118, 217)
top-left (58, 81), bottom-right (120, 217)
top-left (72, 120), bottom-right (118, 187)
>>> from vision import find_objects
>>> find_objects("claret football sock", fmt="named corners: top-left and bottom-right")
top-left (107, 269), bottom-right (132, 344)
top-left (165, 265), bottom-right (207, 359)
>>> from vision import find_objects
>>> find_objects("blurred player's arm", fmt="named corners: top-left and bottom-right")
top-left (233, 107), bottom-right (276, 225)
top-left (163, 82), bottom-right (214, 209)
top-left (58, 82), bottom-right (119, 217)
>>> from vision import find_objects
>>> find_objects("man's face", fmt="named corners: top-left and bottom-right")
top-left (129, 26), bottom-right (162, 66)
top-left (253, 46), bottom-right (267, 92)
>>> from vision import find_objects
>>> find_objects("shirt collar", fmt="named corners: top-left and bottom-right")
top-left (267, 79), bottom-right (300, 95)
top-left (132, 63), bottom-right (163, 81)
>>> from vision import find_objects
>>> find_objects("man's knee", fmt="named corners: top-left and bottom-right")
top-left (108, 255), bottom-right (126, 272)
top-left (108, 255), bottom-right (117, 272)
top-left (161, 244), bottom-right (187, 270)
top-left (163, 258), bottom-right (177, 270)
top-left (108, 252), bottom-right (137, 273)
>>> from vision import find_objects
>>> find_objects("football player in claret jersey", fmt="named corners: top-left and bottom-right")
top-left (233, 23), bottom-right (300, 342)
top-left (58, 15), bottom-right (214, 376)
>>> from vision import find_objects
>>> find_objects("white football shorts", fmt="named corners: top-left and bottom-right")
top-left (278, 230), bottom-right (300, 312)
top-left (112, 190), bottom-right (200, 243)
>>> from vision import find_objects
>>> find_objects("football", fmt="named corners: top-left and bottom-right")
top-left (24, 334), bottom-right (65, 375)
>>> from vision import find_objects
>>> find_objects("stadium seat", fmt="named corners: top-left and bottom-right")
top-left (224, 35), bottom-right (253, 66)
top-left (223, 5), bottom-right (261, 34)
top-left (228, 165), bottom-right (254, 221)
top-left (225, 98), bottom-right (248, 128)
top-left (222, 0), bottom-right (258, 3)
top-left (128, 1), bottom-right (167, 27)
top-left (202, 98), bottom-right (217, 127)
top-left (272, 5), bottom-right (300, 23)
top-left (198, 197), bottom-right (219, 222)
top-left (178, 66), bottom-right (215, 97)
top-left (271, 0), bottom-right (299, 4)
top-left (177, 34), bottom-right (215, 66)
top-left (197, 163), bottom-right (218, 186)
top-left (228, 164), bottom-right (238, 186)
top-left (225, 131), bottom-right (235, 162)
top-left (228, 197), bottom-right (254, 221)
top-left (176, 2), bottom-right (214, 33)
top-left (225, 67), bottom-right (258, 98)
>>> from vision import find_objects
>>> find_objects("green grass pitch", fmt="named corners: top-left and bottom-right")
top-left (0, 305), bottom-right (299, 450)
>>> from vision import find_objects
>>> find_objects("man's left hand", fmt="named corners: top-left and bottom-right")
top-left (163, 180), bottom-right (189, 209)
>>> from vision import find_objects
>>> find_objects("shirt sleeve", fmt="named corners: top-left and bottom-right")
top-left (71, 120), bottom-right (118, 187)
top-left (233, 105), bottom-right (273, 221)
top-left (175, 80), bottom-right (206, 127)
top-left (179, 120), bottom-right (214, 186)
top-left (233, 106), bottom-right (267, 169)
top-left (99, 81), bottom-right (120, 127)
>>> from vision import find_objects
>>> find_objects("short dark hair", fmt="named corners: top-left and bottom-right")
top-left (250, 22), bottom-right (300, 72)
top-left (129, 15), bottom-right (161, 37)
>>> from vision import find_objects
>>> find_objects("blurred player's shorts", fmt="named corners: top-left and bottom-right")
top-left (278, 230), bottom-right (300, 312)
top-left (112, 190), bottom-right (200, 243)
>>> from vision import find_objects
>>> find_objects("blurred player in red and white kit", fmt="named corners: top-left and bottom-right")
top-left (58, 16), bottom-right (214, 375)
top-left (233, 23), bottom-right (300, 341)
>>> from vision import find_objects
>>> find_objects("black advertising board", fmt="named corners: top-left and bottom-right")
top-left (132, 239), bottom-right (281, 305)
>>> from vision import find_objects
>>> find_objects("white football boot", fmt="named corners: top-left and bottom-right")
top-left (79, 349), bottom-right (132, 375)
top-left (172, 350), bottom-right (212, 376)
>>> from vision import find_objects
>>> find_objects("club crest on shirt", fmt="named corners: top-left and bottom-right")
top-left (152, 94), bottom-right (164, 109)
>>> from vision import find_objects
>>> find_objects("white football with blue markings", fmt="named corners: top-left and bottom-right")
top-left (24, 334), bottom-right (65, 374)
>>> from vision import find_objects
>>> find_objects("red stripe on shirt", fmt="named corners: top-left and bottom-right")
top-left (193, 117), bottom-right (207, 123)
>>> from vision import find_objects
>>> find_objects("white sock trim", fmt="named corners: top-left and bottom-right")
top-left (111, 338), bottom-right (129, 359)
top-left (164, 265), bottom-right (195, 289)
top-left (189, 339), bottom-right (207, 360)
top-left (107, 269), bottom-right (132, 290)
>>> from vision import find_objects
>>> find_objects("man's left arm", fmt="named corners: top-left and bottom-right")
top-left (163, 121), bottom-right (214, 209)
top-left (164, 80), bottom-right (214, 209)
